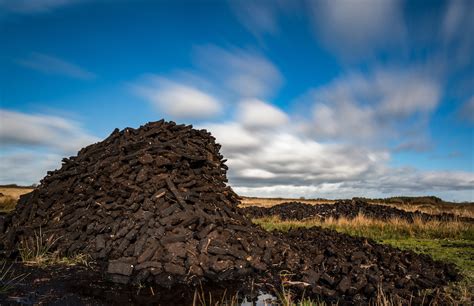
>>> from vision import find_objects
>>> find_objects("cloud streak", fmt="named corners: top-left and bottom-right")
top-left (194, 45), bottom-right (283, 99)
top-left (17, 53), bottom-right (96, 80)
top-left (202, 118), bottom-right (473, 201)
top-left (0, 109), bottom-right (99, 154)
top-left (0, 0), bottom-right (83, 14)
top-left (309, 0), bottom-right (405, 59)
top-left (458, 96), bottom-right (474, 123)
top-left (0, 109), bottom-right (100, 185)
top-left (301, 67), bottom-right (441, 147)
top-left (133, 76), bottom-right (223, 120)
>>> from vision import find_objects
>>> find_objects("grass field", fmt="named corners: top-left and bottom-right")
top-left (0, 187), bottom-right (33, 213)
top-left (240, 196), bottom-right (335, 207)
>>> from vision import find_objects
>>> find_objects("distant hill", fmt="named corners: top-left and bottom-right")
top-left (0, 184), bottom-right (37, 189)
top-left (354, 196), bottom-right (473, 206)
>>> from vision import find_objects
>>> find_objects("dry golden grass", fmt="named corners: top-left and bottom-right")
top-left (254, 213), bottom-right (473, 241)
top-left (379, 202), bottom-right (474, 218)
top-left (19, 228), bottom-right (92, 267)
top-left (240, 196), bottom-right (335, 208)
top-left (0, 187), bottom-right (33, 212)
top-left (0, 187), bottom-right (34, 199)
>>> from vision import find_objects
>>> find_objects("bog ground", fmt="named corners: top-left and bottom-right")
top-left (1, 188), bottom-right (473, 305)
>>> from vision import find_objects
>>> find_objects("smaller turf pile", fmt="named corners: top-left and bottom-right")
top-left (242, 199), bottom-right (474, 223)
top-left (274, 227), bottom-right (460, 304)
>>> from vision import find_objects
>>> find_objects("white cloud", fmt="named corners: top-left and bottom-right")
top-left (133, 76), bottom-right (222, 120)
top-left (237, 99), bottom-right (289, 129)
top-left (17, 53), bottom-right (96, 80)
top-left (0, 109), bottom-right (99, 185)
top-left (459, 96), bottom-right (474, 123)
top-left (0, 109), bottom-right (99, 154)
top-left (374, 69), bottom-right (440, 118)
top-left (205, 121), bottom-right (389, 186)
top-left (194, 45), bottom-right (283, 98)
top-left (312, 100), bottom-right (377, 141)
top-left (304, 67), bottom-right (441, 143)
top-left (0, 151), bottom-right (63, 185)
top-left (442, 0), bottom-right (464, 42)
top-left (228, 0), bottom-right (279, 36)
top-left (228, 0), bottom-right (299, 38)
top-left (202, 119), bottom-right (473, 201)
top-left (203, 122), bottom-right (260, 150)
top-left (309, 0), bottom-right (405, 58)
top-left (0, 0), bottom-right (84, 13)
top-left (239, 168), bottom-right (277, 179)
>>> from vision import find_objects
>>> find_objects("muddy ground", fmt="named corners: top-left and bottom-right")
top-left (1, 261), bottom-right (270, 305)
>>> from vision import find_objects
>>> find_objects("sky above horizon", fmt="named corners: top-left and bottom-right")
top-left (0, 0), bottom-right (473, 201)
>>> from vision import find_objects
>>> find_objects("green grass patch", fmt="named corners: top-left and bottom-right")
top-left (380, 238), bottom-right (474, 279)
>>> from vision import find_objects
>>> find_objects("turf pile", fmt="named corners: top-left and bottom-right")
top-left (242, 199), bottom-right (474, 223)
top-left (2, 120), bottom-right (299, 285)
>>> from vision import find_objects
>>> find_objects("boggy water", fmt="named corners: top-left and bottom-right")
top-left (71, 280), bottom-right (278, 305)
top-left (1, 261), bottom-right (281, 305)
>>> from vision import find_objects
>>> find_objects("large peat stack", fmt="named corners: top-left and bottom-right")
top-left (3, 120), bottom-right (299, 285)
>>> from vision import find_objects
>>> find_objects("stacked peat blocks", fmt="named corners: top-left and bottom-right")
top-left (3, 120), bottom-right (299, 285)
top-left (242, 199), bottom-right (474, 223)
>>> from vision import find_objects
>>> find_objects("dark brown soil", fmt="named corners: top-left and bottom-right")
top-left (241, 199), bottom-right (474, 223)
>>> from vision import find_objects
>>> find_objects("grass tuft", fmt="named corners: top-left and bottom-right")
top-left (0, 196), bottom-right (17, 213)
top-left (0, 261), bottom-right (28, 294)
top-left (18, 228), bottom-right (91, 267)
top-left (19, 228), bottom-right (61, 265)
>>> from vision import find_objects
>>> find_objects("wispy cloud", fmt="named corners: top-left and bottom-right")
top-left (237, 98), bottom-right (289, 130)
top-left (201, 118), bottom-right (473, 201)
top-left (0, 108), bottom-right (99, 185)
top-left (0, 0), bottom-right (83, 14)
top-left (17, 53), bottom-right (96, 80)
top-left (194, 45), bottom-right (283, 99)
top-left (301, 67), bottom-right (441, 147)
top-left (133, 76), bottom-right (223, 120)
top-left (0, 151), bottom-right (63, 186)
top-left (458, 96), bottom-right (474, 123)
top-left (0, 109), bottom-right (99, 154)
top-left (308, 0), bottom-right (405, 59)
top-left (228, 0), bottom-right (299, 38)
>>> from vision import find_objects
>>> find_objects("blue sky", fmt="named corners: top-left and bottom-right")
top-left (0, 0), bottom-right (473, 201)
